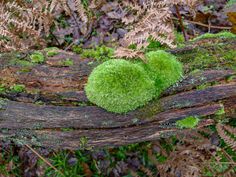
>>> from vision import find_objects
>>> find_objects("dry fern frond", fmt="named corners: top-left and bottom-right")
top-left (75, 0), bottom-right (88, 23)
top-left (216, 123), bottom-right (236, 151)
top-left (114, 47), bottom-right (145, 61)
top-left (50, 0), bottom-right (72, 15)
top-left (118, 0), bottom-right (200, 57)
top-left (128, 125), bottom-right (235, 177)
top-left (152, 129), bottom-right (217, 177)
top-left (0, 0), bottom-right (94, 52)
top-left (140, 165), bottom-right (155, 177)
top-left (0, 0), bottom-right (54, 52)
top-left (157, 0), bottom-right (199, 7)
top-left (121, 1), bottom-right (176, 49)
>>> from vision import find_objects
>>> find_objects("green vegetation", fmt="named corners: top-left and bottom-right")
top-left (60, 58), bottom-right (74, 66)
top-left (10, 84), bottom-right (25, 93)
top-left (176, 116), bottom-right (200, 129)
top-left (143, 32), bottom-right (185, 52)
top-left (85, 59), bottom-right (156, 113)
top-left (80, 45), bottom-right (114, 61)
top-left (226, 0), bottom-right (236, 7)
top-left (44, 47), bottom-right (60, 57)
top-left (72, 45), bottom-right (83, 54)
top-left (215, 105), bottom-right (225, 116)
top-left (145, 38), bottom-right (164, 52)
top-left (192, 31), bottom-right (236, 41)
top-left (144, 50), bottom-right (183, 93)
top-left (175, 31), bottom-right (185, 47)
top-left (0, 84), bottom-right (27, 94)
top-left (44, 151), bottom-right (90, 177)
top-left (30, 51), bottom-right (45, 64)
top-left (0, 147), bottom-right (21, 176)
top-left (10, 58), bottom-right (34, 67)
top-left (0, 84), bottom-right (6, 94)
top-left (85, 50), bottom-right (183, 113)
top-left (176, 43), bottom-right (236, 73)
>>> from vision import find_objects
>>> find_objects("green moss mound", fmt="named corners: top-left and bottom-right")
top-left (85, 51), bottom-right (183, 113)
top-left (30, 51), bottom-right (45, 64)
top-left (144, 50), bottom-right (183, 93)
top-left (85, 59), bottom-right (156, 113)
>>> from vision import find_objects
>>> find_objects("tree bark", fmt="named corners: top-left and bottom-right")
top-left (0, 38), bottom-right (235, 149)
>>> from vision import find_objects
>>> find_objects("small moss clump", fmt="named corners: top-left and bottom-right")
top-left (0, 84), bottom-right (6, 94)
top-left (144, 50), bottom-right (183, 93)
top-left (60, 58), bottom-right (74, 66)
top-left (176, 116), bottom-right (200, 129)
top-left (81, 45), bottom-right (114, 61)
top-left (215, 105), bottom-right (225, 116)
top-left (72, 45), bottom-right (83, 54)
top-left (10, 84), bottom-right (25, 93)
top-left (44, 47), bottom-right (60, 57)
top-left (30, 51), bottom-right (45, 64)
top-left (47, 51), bottom-right (59, 57)
top-left (85, 59), bottom-right (156, 113)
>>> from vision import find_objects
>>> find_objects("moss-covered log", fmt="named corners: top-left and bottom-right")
top-left (0, 38), bottom-right (235, 149)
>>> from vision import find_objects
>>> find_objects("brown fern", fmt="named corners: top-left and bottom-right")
top-left (139, 165), bottom-right (155, 177)
top-left (114, 47), bottom-right (146, 61)
top-left (116, 0), bottom-right (200, 58)
top-left (0, 0), bottom-right (95, 52)
top-left (0, 0), bottom-right (53, 52)
top-left (216, 123), bottom-right (236, 151)
top-left (150, 126), bottom-right (236, 176)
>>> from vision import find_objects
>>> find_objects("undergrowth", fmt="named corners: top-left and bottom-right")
top-left (38, 120), bottom-right (236, 176)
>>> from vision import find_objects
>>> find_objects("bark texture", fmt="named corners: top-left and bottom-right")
top-left (0, 38), bottom-right (235, 149)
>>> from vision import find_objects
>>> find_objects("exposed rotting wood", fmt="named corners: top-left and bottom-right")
top-left (0, 118), bottom-right (217, 149)
top-left (0, 69), bottom-right (234, 105)
top-left (0, 70), bottom-right (235, 149)
top-left (0, 38), bottom-right (236, 149)
top-left (0, 102), bottom-right (223, 129)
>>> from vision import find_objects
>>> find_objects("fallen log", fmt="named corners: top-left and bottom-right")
top-left (0, 38), bottom-right (235, 149)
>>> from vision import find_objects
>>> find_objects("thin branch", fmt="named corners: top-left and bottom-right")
top-left (173, 17), bottom-right (232, 30)
top-left (25, 144), bottom-right (64, 176)
top-left (175, 5), bottom-right (188, 41)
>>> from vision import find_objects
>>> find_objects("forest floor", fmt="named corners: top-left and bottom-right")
top-left (1, 35), bottom-right (236, 177)
top-left (0, 0), bottom-right (236, 177)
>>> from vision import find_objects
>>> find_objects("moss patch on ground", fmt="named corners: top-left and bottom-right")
top-left (192, 31), bottom-right (236, 41)
top-left (176, 38), bottom-right (236, 73)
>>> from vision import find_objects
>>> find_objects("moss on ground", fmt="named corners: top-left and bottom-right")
top-left (10, 84), bottom-right (25, 93)
top-left (59, 58), bottom-right (74, 66)
top-left (176, 39), bottom-right (236, 73)
top-left (73, 45), bottom-right (114, 61)
top-left (30, 51), bottom-right (45, 64)
top-left (44, 47), bottom-right (60, 57)
top-left (192, 31), bottom-right (236, 41)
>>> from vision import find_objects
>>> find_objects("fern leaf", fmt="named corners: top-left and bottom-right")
top-left (216, 123), bottom-right (236, 151)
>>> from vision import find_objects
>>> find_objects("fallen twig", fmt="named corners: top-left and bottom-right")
top-left (25, 144), bottom-right (64, 176)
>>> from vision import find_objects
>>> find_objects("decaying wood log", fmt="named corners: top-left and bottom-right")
top-left (0, 38), bottom-right (236, 149)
